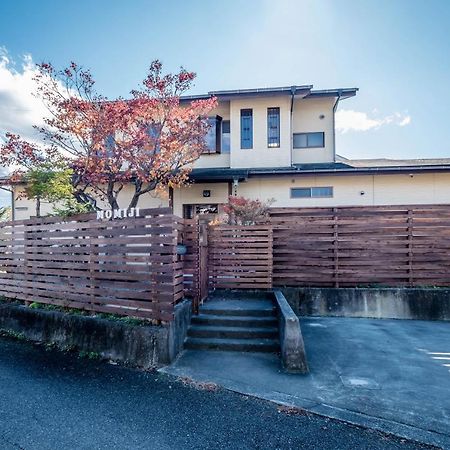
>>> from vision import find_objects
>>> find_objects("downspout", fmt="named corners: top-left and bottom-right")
top-left (290, 86), bottom-right (296, 167)
top-left (332, 90), bottom-right (342, 163)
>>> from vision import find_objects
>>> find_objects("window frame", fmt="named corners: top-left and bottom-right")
top-left (290, 186), bottom-right (334, 199)
top-left (267, 107), bottom-right (280, 148)
top-left (240, 109), bottom-right (253, 149)
top-left (204, 115), bottom-right (222, 154)
top-left (293, 132), bottom-right (325, 149)
top-left (221, 120), bottom-right (231, 154)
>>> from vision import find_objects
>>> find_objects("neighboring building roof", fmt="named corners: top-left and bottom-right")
top-left (189, 157), bottom-right (450, 182)
top-left (180, 85), bottom-right (358, 102)
top-left (337, 155), bottom-right (450, 167)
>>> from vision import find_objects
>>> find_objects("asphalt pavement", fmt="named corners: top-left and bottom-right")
top-left (0, 336), bottom-right (437, 450)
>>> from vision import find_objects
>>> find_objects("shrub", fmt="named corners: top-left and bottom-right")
top-left (221, 196), bottom-right (274, 225)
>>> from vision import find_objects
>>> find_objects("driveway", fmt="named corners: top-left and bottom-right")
top-left (0, 335), bottom-right (434, 450)
top-left (162, 317), bottom-right (450, 448)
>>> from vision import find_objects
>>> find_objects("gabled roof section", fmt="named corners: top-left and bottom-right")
top-left (180, 85), bottom-right (358, 102)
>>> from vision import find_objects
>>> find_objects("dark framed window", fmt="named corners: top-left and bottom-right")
top-left (183, 204), bottom-right (219, 219)
top-left (104, 134), bottom-right (115, 156)
top-left (267, 107), bottom-right (280, 148)
top-left (293, 132), bottom-right (325, 148)
top-left (222, 120), bottom-right (230, 153)
top-left (291, 187), bottom-right (333, 198)
top-left (205, 116), bottom-right (222, 153)
top-left (240, 109), bottom-right (253, 149)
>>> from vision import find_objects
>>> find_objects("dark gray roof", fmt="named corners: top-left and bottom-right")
top-left (189, 158), bottom-right (450, 182)
top-left (180, 85), bottom-right (358, 102)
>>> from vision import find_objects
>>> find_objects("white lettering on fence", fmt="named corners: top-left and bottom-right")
top-left (96, 207), bottom-right (141, 220)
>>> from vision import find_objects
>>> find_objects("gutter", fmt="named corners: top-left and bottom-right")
top-left (290, 86), bottom-right (296, 167)
top-left (247, 165), bottom-right (450, 177)
top-left (332, 90), bottom-right (342, 163)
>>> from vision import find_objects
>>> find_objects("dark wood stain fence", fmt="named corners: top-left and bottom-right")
top-left (269, 205), bottom-right (450, 287)
top-left (0, 208), bottom-right (183, 321)
top-left (2, 204), bottom-right (450, 320)
top-left (208, 225), bottom-right (273, 289)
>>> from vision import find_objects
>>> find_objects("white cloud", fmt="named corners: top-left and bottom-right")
top-left (398, 115), bottom-right (411, 126)
top-left (0, 47), bottom-right (47, 143)
top-left (336, 109), bottom-right (411, 133)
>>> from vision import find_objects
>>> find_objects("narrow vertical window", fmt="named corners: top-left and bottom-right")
top-left (267, 107), bottom-right (280, 148)
top-left (204, 116), bottom-right (222, 153)
top-left (222, 120), bottom-right (230, 153)
top-left (240, 109), bottom-right (253, 149)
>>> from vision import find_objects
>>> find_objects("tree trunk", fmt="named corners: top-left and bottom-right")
top-left (106, 179), bottom-right (119, 210)
top-left (128, 180), bottom-right (157, 209)
top-left (36, 197), bottom-right (41, 217)
top-left (128, 180), bottom-right (143, 209)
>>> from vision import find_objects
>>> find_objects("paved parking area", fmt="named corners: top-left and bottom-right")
top-left (162, 317), bottom-right (450, 448)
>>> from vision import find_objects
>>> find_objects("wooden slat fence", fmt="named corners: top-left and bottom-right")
top-left (208, 225), bottom-right (273, 289)
top-left (180, 220), bottom-right (209, 312)
top-left (269, 204), bottom-right (450, 287)
top-left (0, 207), bottom-right (183, 321)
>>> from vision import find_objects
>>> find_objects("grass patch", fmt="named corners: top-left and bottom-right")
top-left (26, 301), bottom-right (150, 326)
top-left (0, 329), bottom-right (28, 341)
top-left (78, 350), bottom-right (101, 360)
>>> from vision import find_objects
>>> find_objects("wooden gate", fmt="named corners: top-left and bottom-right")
top-left (198, 223), bottom-right (209, 301)
top-left (208, 224), bottom-right (273, 289)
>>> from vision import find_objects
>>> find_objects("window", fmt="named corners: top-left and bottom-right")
top-left (293, 132), bottom-right (325, 148)
top-left (104, 134), bottom-right (116, 156)
top-left (147, 123), bottom-right (161, 154)
top-left (222, 120), bottom-right (230, 153)
top-left (205, 116), bottom-right (222, 153)
top-left (183, 204), bottom-right (219, 219)
top-left (267, 107), bottom-right (280, 148)
top-left (240, 109), bottom-right (253, 149)
top-left (291, 187), bottom-right (333, 198)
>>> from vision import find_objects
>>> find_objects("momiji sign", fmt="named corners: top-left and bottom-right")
top-left (96, 207), bottom-right (140, 220)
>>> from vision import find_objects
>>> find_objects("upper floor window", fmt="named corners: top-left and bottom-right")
top-left (267, 107), bottom-right (280, 148)
top-left (291, 186), bottom-right (333, 198)
top-left (205, 116), bottom-right (222, 153)
top-left (240, 109), bottom-right (253, 149)
top-left (222, 120), bottom-right (230, 154)
top-left (293, 132), bottom-right (325, 148)
top-left (104, 134), bottom-right (116, 156)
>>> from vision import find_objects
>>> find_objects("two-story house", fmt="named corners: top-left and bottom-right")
top-left (8, 84), bottom-right (450, 220)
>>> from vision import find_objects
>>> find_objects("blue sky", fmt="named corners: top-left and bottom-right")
top-left (0, 0), bottom-right (450, 161)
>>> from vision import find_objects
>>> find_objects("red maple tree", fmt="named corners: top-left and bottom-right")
top-left (0, 60), bottom-right (216, 210)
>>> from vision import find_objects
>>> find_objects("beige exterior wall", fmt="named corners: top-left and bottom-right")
top-left (236, 172), bottom-right (450, 207)
top-left (12, 172), bottom-right (450, 220)
top-left (193, 102), bottom-right (231, 169)
top-left (230, 96), bottom-right (292, 168)
top-left (292, 97), bottom-right (335, 164)
top-left (191, 94), bottom-right (336, 171)
top-left (172, 182), bottom-right (229, 217)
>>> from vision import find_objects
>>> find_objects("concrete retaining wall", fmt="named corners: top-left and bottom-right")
top-left (0, 300), bottom-right (192, 368)
top-left (281, 288), bottom-right (450, 321)
top-left (273, 290), bottom-right (308, 373)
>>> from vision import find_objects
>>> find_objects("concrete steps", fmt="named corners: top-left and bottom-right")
top-left (185, 294), bottom-right (280, 353)
top-left (185, 337), bottom-right (279, 353)
top-left (188, 325), bottom-right (279, 340)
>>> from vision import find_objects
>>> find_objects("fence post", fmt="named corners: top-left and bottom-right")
top-left (407, 209), bottom-right (413, 287)
top-left (333, 208), bottom-right (339, 288)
